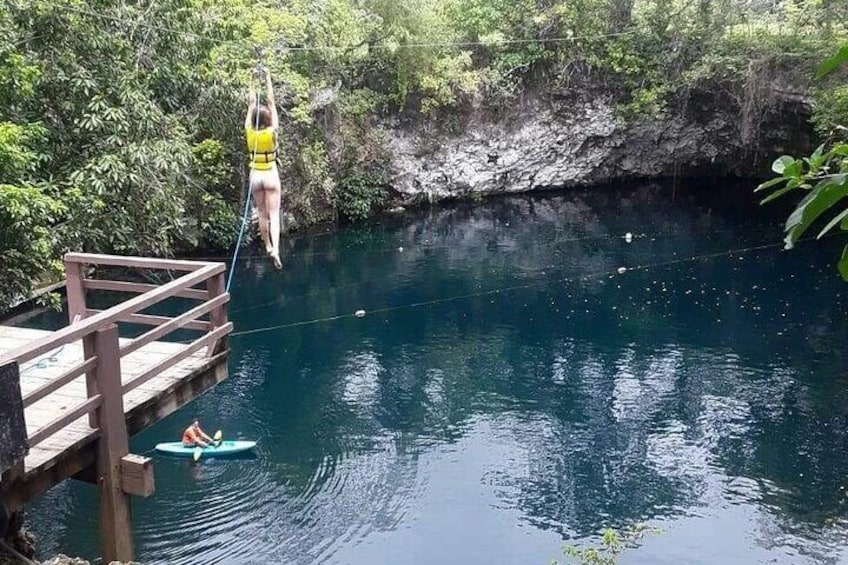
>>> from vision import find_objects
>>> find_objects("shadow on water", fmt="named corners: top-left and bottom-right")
top-left (154, 452), bottom-right (260, 462)
top-left (22, 180), bottom-right (848, 565)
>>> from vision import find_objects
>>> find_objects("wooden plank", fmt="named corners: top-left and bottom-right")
top-left (120, 454), bottom-right (154, 497)
top-left (123, 340), bottom-right (186, 356)
top-left (83, 279), bottom-right (208, 300)
top-left (205, 273), bottom-right (229, 357)
top-left (83, 333), bottom-right (98, 428)
top-left (28, 395), bottom-right (102, 448)
top-left (122, 323), bottom-right (232, 394)
top-left (64, 261), bottom-right (86, 324)
top-left (24, 403), bottom-right (92, 438)
top-left (23, 357), bottom-right (97, 408)
top-left (65, 252), bottom-right (212, 272)
top-left (35, 427), bottom-right (95, 450)
top-left (2, 440), bottom-right (98, 512)
top-left (2, 461), bottom-right (25, 487)
top-left (21, 386), bottom-right (81, 404)
top-left (86, 309), bottom-right (211, 332)
top-left (93, 324), bottom-right (133, 563)
top-left (121, 294), bottom-right (228, 357)
top-left (0, 263), bottom-right (223, 366)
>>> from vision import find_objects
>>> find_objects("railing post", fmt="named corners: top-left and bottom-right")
top-left (83, 333), bottom-right (98, 428)
top-left (63, 257), bottom-right (87, 324)
top-left (67, 256), bottom-right (97, 428)
top-left (92, 324), bottom-right (133, 563)
top-left (205, 271), bottom-right (228, 356)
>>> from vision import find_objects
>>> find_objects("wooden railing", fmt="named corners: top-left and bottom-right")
top-left (0, 252), bottom-right (232, 451)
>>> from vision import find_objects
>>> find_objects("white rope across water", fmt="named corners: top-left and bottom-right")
top-left (226, 226), bottom-right (775, 316)
top-left (229, 237), bottom-right (799, 338)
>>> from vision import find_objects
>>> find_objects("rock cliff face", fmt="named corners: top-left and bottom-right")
top-left (382, 90), bottom-right (813, 204)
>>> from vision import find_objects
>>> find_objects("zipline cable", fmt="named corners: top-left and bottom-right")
top-left (229, 238), bottom-right (794, 338)
top-left (41, 4), bottom-right (643, 51)
top-left (34, 2), bottom-right (824, 59)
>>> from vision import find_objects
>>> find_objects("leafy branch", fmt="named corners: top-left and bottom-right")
top-left (553, 524), bottom-right (662, 565)
top-left (757, 42), bottom-right (848, 279)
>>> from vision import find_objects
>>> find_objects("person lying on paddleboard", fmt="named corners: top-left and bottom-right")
top-left (182, 420), bottom-right (214, 447)
top-left (245, 66), bottom-right (283, 270)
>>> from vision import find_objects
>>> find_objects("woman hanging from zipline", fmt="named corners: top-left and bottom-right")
top-left (245, 66), bottom-right (283, 269)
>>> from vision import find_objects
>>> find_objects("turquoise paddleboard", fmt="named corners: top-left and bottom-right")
top-left (155, 440), bottom-right (257, 457)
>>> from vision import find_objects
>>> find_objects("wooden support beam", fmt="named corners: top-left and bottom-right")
top-left (120, 454), bottom-right (154, 498)
top-left (205, 273), bottom-right (229, 356)
top-left (3, 441), bottom-right (98, 512)
top-left (0, 459), bottom-right (24, 485)
top-left (72, 463), bottom-right (97, 485)
top-left (92, 324), bottom-right (134, 563)
top-left (64, 260), bottom-right (87, 324)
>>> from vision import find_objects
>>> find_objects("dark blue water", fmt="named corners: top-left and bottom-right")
top-left (25, 181), bottom-right (848, 564)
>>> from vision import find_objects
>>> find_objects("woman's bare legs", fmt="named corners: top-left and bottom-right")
top-left (250, 174), bottom-right (272, 254)
top-left (265, 177), bottom-right (283, 270)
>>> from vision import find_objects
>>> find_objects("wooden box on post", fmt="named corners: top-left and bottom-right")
top-left (120, 454), bottom-right (154, 498)
top-left (0, 362), bottom-right (28, 477)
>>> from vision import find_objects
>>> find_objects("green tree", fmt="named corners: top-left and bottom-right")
top-left (0, 0), bottom-right (846, 313)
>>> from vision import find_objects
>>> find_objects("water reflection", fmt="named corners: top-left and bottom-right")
top-left (25, 181), bottom-right (848, 564)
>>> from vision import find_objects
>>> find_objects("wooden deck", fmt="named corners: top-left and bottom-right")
top-left (0, 253), bottom-right (232, 562)
top-left (0, 325), bottom-right (222, 480)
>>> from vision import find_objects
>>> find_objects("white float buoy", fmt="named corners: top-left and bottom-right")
top-left (617, 267), bottom-right (627, 274)
top-left (625, 232), bottom-right (633, 243)
top-left (398, 246), bottom-right (404, 252)
top-left (355, 310), bottom-right (366, 318)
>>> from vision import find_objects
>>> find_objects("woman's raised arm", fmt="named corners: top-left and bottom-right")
top-left (265, 70), bottom-right (279, 130)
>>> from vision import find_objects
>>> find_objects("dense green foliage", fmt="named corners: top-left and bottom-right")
top-left (1, 0), bottom-right (845, 309)
top-left (757, 43), bottom-right (848, 280)
top-left (334, 173), bottom-right (387, 222)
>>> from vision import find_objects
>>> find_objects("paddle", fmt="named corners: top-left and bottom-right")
top-left (193, 430), bottom-right (224, 462)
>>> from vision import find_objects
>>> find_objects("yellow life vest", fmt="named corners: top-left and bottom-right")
top-left (245, 127), bottom-right (277, 171)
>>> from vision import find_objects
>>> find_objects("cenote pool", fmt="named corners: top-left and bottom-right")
top-left (24, 180), bottom-right (848, 564)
